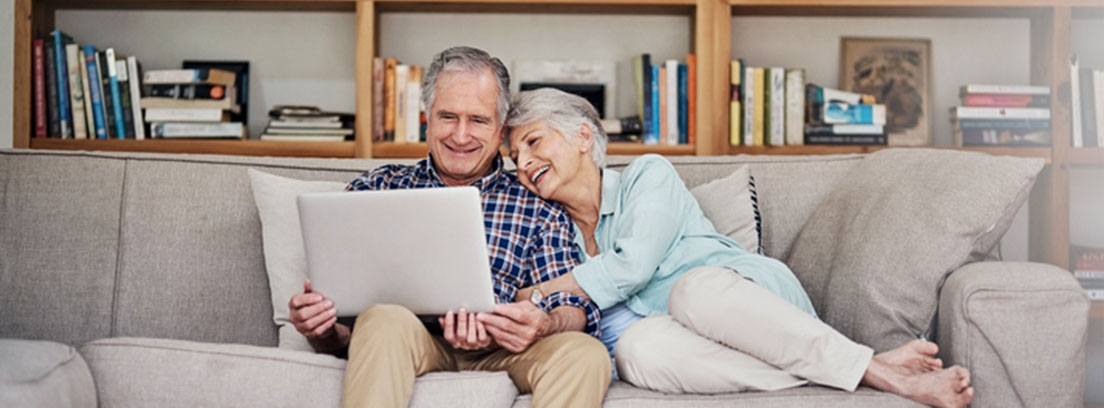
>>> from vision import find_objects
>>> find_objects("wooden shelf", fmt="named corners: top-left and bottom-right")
top-left (1068, 148), bottom-right (1104, 166)
top-left (728, 145), bottom-right (867, 155)
top-left (29, 139), bottom-right (357, 158)
top-left (729, 0), bottom-right (1053, 18)
top-left (608, 143), bottom-right (697, 156)
top-left (40, 0), bottom-right (355, 12)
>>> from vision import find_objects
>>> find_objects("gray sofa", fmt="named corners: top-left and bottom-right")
top-left (0, 148), bottom-right (1089, 407)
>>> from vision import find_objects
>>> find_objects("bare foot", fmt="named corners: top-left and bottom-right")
top-left (875, 339), bottom-right (942, 374)
top-left (862, 359), bottom-right (974, 408)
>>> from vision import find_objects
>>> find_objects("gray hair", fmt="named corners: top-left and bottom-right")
top-left (421, 46), bottom-right (511, 126)
top-left (506, 88), bottom-right (609, 168)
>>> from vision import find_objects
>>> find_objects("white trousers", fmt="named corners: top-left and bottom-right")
top-left (615, 266), bottom-right (873, 394)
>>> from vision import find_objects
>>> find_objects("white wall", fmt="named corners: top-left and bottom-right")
top-left (1, 0), bottom-right (13, 149)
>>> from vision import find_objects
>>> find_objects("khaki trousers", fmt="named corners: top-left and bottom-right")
top-left (342, 304), bottom-right (611, 408)
top-left (616, 266), bottom-right (873, 394)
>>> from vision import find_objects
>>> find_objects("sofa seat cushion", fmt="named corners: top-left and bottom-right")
top-left (0, 339), bottom-right (96, 408)
top-left (79, 337), bottom-right (518, 407)
top-left (510, 381), bottom-right (923, 407)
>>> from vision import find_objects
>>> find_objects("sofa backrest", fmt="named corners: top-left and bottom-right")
top-left (1, 149), bottom-right (860, 347)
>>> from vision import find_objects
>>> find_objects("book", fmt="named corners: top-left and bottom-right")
top-left (82, 46), bottom-right (107, 139)
top-left (729, 60), bottom-right (742, 146)
top-left (259, 134), bottom-right (346, 142)
top-left (1095, 70), bottom-right (1104, 148)
top-left (962, 93), bottom-right (1051, 108)
top-left (114, 58), bottom-right (136, 139)
top-left (665, 59), bottom-right (679, 145)
top-left (44, 40), bottom-right (59, 138)
top-left (950, 106), bottom-right (1051, 120)
top-left (149, 122), bottom-right (244, 139)
top-left (146, 84), bottom-right (231, 100)
top-left (784, 68), bottom-right (805, 146)
top-left (372, 57), bottom-right (384, 142)
top-left (959, 84), bottom-right (1050, 95)
top-left (752, 67), bottom-right (765, 146)
top-left (79, 49), bottom-right (96, 139)
top-left (658, 65), bottom-right (667, 145)
top-left (1076, 271), bottom-right (1104, 280)
top-left (955, 128), bottom-right (1050, 146)
top-left (955, 118), bottom-right (1050, 130)
top-left (33, 39), bottom-right (46, 139)
top-left (1084, 68), bottom-right (1100, 148)
top-left (144, 108), bottom-right (230, 122)
top-left (644, 64), bottom-right (660, 145)
top-left (52, 30), bottom-right (74, 139)
top-left (140, 97), bottom-right (237, 111)
top-left (814, 102), bottom-right (887, 125)
top-left (1071, 55), bottom-right (1084, 148)
top-left (805, 133), bottom-right (887, 145)
top-left (105, 49), bottom-right (127, 139)
top-left (383, 58), bottom-right (397, 141)
top-left (263, 127), bottom-right (354, 136)
top-left (96, 50), bottom-right (116, 139)
top-left (182, 60), bottom-right (250, 127)
top-left (268, 119), bottom-right (344, 129)
top-left (742, 65), bottom-right (754, 146)
top-left (806, 124), bottom-right (885, 135)
top-left (143, 68), bottom-right (236, 86)
top-left (641, 54), bottom-right (653, 143)
top-left (65, 43), bottom-right (87, 139)
top-left (393, 64), bottom-right (408, 144)
top-left (768, 67), bottom-right (785, 146)
top-left (686, 54), bottom-right (696, 146)
top-left (806, 83), bottom-right (876, 105)
top-left (126, 56), bottom-right (146, 140)
top-left (632, 55), bottom-right (645, 125)
top-left (1074, 246), bottom-right (1104, 271)
top-left (677, 62), bottom-right (688, 145)
top-left (405, 65), bottom-right (422, 144)
top-left (1079, 277), bottom-right (1104, 301)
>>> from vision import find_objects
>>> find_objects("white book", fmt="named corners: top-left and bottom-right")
top-left (959, 84), bottom-right (1050, 95)
top-left (65, 44), bottom-right (87, 139)
top-left (405, 71), bottom-right (421, 144)
top-left (1076, 270), bottom-right (1104, 280)
top-left (143, 68), bottom-right (235, 86)
top-left (144, 108), bottom-right (227, 122)
top-left (768, 67), bottom-right (785, 146)
top-left (951, 106), bottom-right (1051, 120)
top-left (393, 64), bottom-right (409, 145)
top-left (140, 97), bottom-right (237, 111)
top-left (126, 56), bottom-right (146, 140)
top-left (665, 59), bottom-right (679, 145)
top-left (742, 66), bottom-right (755, 146)
top-left (268, 119), bottom-right (343, 129)
top-left (260, 134), bottom-right (345, 142)
top-left (1096, 70), bottom-right (1104, 148)
top-left (784, 68), bottom-right (805, 146)
top-left (1072, 56), bottom-right (1084, 148)
top-left (78, 49), bottom-right (95, 139)
top-left (264, 127), bottom-right (353, 135)
top-left (149, 122), bottom-right (243, 138)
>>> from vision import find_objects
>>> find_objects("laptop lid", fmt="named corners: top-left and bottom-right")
top-left (297, 186), bottom-right (496, 316)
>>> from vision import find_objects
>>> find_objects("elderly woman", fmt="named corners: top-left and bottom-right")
top-left (501, 88), bottom-right (974, 408)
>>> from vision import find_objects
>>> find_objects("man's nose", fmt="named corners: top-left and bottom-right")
top-left (453, 120), bottom-right (473, 143)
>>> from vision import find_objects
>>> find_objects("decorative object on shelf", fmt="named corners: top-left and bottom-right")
top-left (840, 37), bottom-right (931, 146)
top-left (512, 59), bottom-right (616, 119)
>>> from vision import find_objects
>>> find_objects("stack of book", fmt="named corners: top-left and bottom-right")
top-left (1076, 246), bottom-right (1104, 299)
top-left (729, 60), bottom-right (806, 146)
top-left (32, 31), bottom-right (145, 140)
top-left (1071, 55), bottom-right (1104, 148)
top-left (371, 58), bottom-right (426, 144)
top-left (143, 68), bottom-right (243, 139)
top-left (261, 106), bottom-right (354, 142)
top-left (951, 84), bottom-right (1051, 147)
top-left (632, 53), bottom-right (696, 146)
top-left (803, 84), bottom-right (886, 145)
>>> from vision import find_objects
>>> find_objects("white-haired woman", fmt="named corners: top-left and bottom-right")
top-left (502, 87), bottom-right (974, 408)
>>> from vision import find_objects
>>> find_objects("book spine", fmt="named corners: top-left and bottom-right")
top-left (641, 54), bottom-right (652, 143)
top-left (806, 124), bottom-right (884, 135)
top-left (405, 66), bottom-right (422, 144)
top-left (52, 31), bottom-right (72, 138)
top-left (115, 59), bottom-right (135, 139)
top-left (805, 134), bottom-right (886, 145)
top-left (644, 65), bottom-right (660, 145)
top-left (742, 66), bottom-right (754, 146)
top-left (106, 49), bottom-right (126, 139)
top-left (960, 84), bottom-right (1050, 95)
top-left (813, 84), bottom-right (875, 105)
top-left (372, 57), bottom-right (384, 142)
top-left (956, 119), bottom-right (1050, 129)
top-left (952, 106), bottom-right (1051, 120)
top-left (150, 122), bottom-right (244, 138)
top-left (33, 39), bottom-right (46, 139)
top-left (729, 60), bottom-right (741, 147)
top-left (126, 56), bottom-right (146, 140)
top-left (677, 62), bottom-right (688, 145)
top-left (632, 54), bottom-right (645, 123)
top-left (658, 65), bottom-right (668, 145)
top-left (769, 67), bottom-right (785, 146)
top-left (142, 68), bottom-right (234, 85)
top-left (962, 94), bottom-right (1050, 108)
top-left (44, 42), bottom-right (60, 138)
top-left (83, 46), bottom-right (107, 139)
top-left (1075, 271), bottom-right (1104, 280)
top-left (383, 58), bottom-right (397, 141)
top-left (957, 128), bottom-right (1050, 146)
top-left (1095, 70), bottom-right (1104, 148)
top-left (1081, 68), bottom-right (1099, 148)
top-left (97, 51), bottom-right (115, 139)
top-left (65, 44), bottom-right (87, 139)
top-left (784, 68), bottom-right (805, 146)
top-left (752, 68), bottom-right (765, 146)
top-left (146, 84), bottom-right (229, 100)
top-left (821, 103), bottom-right (887, 125)
top-left (665, 59), bottom-right (679, 145)
top-left (144, 108), bottom-right (225, 122)
top-left (393, 64), bottom-right (408, 145)
top-left (79, 49), bottom-right (96, 139)
top-left (1071, 56), bottom-right (1083, 147)
top-left (686, 54), bottom-right (696, 146)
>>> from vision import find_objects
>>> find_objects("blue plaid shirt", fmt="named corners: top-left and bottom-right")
top-left (346, 154), bottom-right (601, 337)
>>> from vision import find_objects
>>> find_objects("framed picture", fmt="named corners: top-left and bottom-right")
top-left (840, 37), bottom-right (931, 146)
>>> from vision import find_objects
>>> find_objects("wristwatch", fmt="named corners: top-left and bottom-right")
top-left (529, 288), bottom-right (544, 306)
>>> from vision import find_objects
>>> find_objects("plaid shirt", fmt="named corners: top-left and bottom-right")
top-left (346, 154), bottom-right (601, 337)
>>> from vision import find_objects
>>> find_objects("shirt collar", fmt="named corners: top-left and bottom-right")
top-left (599, 167), bottom-right (620, 217)
top-left (421, 153), bottom-right (506, 192)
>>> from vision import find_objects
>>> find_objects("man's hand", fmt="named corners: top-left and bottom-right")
top-left (289, 280), bottom-right (338, 339)
top-left (477, 301), bottom-right (553, 353)
top-left (439, 309), bottom-right (493, 350)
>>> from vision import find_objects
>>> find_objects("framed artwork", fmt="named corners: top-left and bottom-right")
top-left (840, 37), bottom-right (931, 146)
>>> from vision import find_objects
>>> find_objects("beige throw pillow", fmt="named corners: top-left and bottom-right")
top-left (248, 169), bottom-right (346, 351)
top-left (785, 148), bottom-right (1044, 352)
top-left (689, 165), bottom-right (763, 255)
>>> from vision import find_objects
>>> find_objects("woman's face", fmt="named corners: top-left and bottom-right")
top-left (507, 120), bottom-right (592, 201)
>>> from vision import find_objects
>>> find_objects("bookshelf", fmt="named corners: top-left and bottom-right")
top-left (10, 0), bottom-right (1104, 268)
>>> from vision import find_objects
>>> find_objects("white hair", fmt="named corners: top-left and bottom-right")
top-left (505, 88), bottom-right (609, 168)
top-left (421, 46), bottom-right (510, 126)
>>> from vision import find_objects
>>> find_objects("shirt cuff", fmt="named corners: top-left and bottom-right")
top-left (571, 261), bottom-right (623, 310)
top-left (542, 291), bottom-right (602, 338)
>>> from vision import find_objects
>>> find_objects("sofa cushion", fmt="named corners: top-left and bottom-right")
top-left (511, 381), bottom-right (921, 407)
top-left (689, 165), bottom-right (763, 254)
top-left (248, 169), bottom-right (346, 351)
top-left (80, 337), bottom-right (519, 408)
top-left (786, 148), bottom-right (1044, 352)
top-left (0, 339), bottom-right (96, 408)
top-left (0, 151), bottom-right (123, 345)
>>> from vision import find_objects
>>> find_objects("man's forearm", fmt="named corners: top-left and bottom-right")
top-left (545, 306), bottom-right (587, 334)
top-left (308, 322), bottom-right (352, 356)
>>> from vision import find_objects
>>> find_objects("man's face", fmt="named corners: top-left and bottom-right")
top-left (425, 69), bottom-right (503, 186)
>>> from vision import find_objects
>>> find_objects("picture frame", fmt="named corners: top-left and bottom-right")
top-left (839, 37), bottom-right (931, 146)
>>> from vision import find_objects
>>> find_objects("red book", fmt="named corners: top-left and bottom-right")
top-left (962, 94), bottom-right (1040, 108)
top-left (33, 39), bottom-right (46, 139)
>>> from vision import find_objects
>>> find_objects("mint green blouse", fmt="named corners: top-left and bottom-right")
top-left (572, 154), bottom-right (817, 318)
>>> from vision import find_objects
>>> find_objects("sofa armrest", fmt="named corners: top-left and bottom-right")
top-left (0, 339), bottom-right (97, 408)
top-left (937, 261), bottom-right (1088, 408)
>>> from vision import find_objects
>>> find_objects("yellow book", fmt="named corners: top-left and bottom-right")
top-left (752, 67), bottom-right (765, 146)
top-left (729, 60), bottom-right (742, 146)
top-left (393, 64), bottom-right (409, 145)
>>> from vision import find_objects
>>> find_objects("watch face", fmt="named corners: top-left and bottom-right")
top-left (530, 289), bottom-right (543, 305)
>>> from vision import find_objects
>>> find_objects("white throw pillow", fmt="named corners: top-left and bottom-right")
top-left (248, 168), bottom-right (346, 351)
top-left (689, 165), bottom-right (763, 255)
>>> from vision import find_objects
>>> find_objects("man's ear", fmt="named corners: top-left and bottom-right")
top-left (577, 123), bottom-right (595, 153)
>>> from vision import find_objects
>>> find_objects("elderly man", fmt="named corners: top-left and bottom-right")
top-left (286, 46), bottom-right (610, 408)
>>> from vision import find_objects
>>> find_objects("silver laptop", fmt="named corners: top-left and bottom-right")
top-left (297, 187), bottom-right (496, 317)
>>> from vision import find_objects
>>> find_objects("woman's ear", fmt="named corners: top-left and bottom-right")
top-left (577, 123), bottom-right (595, 153)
